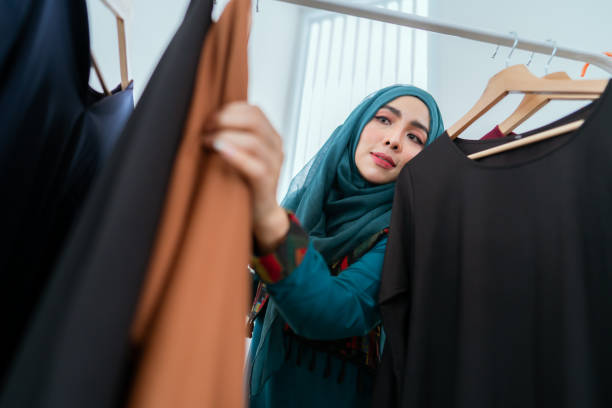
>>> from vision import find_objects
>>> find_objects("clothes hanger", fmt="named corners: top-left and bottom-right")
top-left (91, 52), bottom-right (111, 96)
top-left (492, 37), bottom-right (597, 136)
top-left (497, 71), bottom-right (599, 136)
top-left (464, 62), bottom-right (607, 160)
top-left (467, 66), bottom-right (604, 159)
top-left (446, 64), bottom-right (607, 139)
top-left (468, 119), bottom-right (585, 159)
top-left (449, 37), bottom-right (609, 160)
top-left (92, 0), bottom-right (130, 91)
top-left (447, 37), bottom-right (608, 160)
top-left (581, 52), bottom-right (612, 77)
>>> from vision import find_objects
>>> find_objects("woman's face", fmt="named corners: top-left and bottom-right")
top-left (354, 95), bottom-right (431, 184)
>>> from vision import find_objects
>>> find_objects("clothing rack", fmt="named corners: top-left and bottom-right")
top-left (273, 0), bottom-right (612, 75)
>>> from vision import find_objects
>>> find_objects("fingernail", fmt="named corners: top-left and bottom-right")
top-left (213, 139), bottom-right (231, 155)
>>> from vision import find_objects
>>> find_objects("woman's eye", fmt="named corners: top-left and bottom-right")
top-left (407, 133), bottom-right (424, 145)
top-left (376, 116), bottom-right (391, 125)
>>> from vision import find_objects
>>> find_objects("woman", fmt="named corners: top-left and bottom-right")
top-left (203, 85), bottom-right (444, 407)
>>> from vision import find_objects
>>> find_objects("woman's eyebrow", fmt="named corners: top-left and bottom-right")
top-left (380, 104), bottom-right (402, 118)
top-left (380, 105), bottom-right (429, 134)
top-left (410, 120), bottom-right (429, 135)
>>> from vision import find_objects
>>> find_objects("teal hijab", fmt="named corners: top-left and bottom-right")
top-left (282, 84), bottom-right (444, 264)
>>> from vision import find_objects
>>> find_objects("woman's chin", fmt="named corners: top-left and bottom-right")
top-left (362, 170), bottom-right (395, 185)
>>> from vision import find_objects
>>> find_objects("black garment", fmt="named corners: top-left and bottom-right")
top-left (0, 0), bottom-right (213, 407)
top-left (375, 82), bottom-right (612, 408)
top-left (0, 0), bottom-right (133, 380)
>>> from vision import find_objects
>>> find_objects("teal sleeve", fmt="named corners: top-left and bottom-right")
top-left (264, 237), bottom-right (387, 340)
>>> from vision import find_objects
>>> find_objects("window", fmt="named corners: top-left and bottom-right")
top-left (282, 0), bottom-right (429, 192)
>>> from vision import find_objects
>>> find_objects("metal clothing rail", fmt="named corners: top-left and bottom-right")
top-left (274, 0), bottom-right (612, 75)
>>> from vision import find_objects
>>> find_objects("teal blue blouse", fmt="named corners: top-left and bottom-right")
top-left (248, 232), bottom-right (388, 408)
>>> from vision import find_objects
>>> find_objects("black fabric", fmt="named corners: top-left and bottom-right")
top-left (0, 0), bottom-right (133, 381)
top-left (375, 83), bottom-right (612, 408)
top-left (0, 0), bottom-right (214, 406)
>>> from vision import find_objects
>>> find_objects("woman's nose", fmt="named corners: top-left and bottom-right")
top-left (385, 135), bottom-right (401, 151)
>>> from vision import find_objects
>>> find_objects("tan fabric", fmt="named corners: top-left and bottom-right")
top-left (127, 1), bottom-right (251, 407)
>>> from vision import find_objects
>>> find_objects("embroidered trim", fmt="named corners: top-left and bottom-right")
top-left (250, 212), bottom-right (309, 284)
top-left (330, 227), bottom-right (389, 275)
top-left (281, 227), bottom-right (389, 384)
top-left (247, 212), bottom-right (308, 337)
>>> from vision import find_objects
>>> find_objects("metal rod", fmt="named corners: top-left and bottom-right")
top-left (274, 0), bottom-right (612, 75)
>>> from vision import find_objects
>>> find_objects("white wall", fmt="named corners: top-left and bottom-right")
top-left (248, 1), bottom-right (302, 138)
top-left (428, 0), bottom-right (612, 139)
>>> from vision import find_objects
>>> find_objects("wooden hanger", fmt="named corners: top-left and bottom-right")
top-left (468, 119), bottom-right (585, 159)
top-left (447, 64), bottom-right (607, 139)
top-left (497, 71), bottom-right (599, 136)
top-left (91, 52), bottom-right (111, 95)
top-left (94, 0), bottom-right (130, 90)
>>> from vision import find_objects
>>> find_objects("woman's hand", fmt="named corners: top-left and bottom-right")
top-left (202, 102), bottom-right (289, 253)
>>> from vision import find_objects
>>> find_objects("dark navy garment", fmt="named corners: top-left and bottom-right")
top-left (0, 0), bottom-right (214, 406)
top-left (0, 0), bottom-right (133, 384)
top-left (59, 84), bottom-right (135, 224)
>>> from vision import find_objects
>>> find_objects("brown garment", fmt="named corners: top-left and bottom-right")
top-left (127, 1), bottom-right (251, 407)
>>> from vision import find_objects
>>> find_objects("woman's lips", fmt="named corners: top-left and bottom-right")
top-left (370, 152), bottom-right (396, 169)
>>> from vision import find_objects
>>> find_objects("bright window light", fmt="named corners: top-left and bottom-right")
top-left (284, 0), bottom-right (429, 187)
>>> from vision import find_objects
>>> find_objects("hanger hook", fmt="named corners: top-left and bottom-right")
top-left (545, 39), bottom-right (557, 74)
top-left (505, 31), bottom-right (518, 68)
top-left (526, 51), bottom-right (535, 67)
top-left (491, 44), bottom-right (500, 59)
top-left (256, 0), bottom-right (261, 12)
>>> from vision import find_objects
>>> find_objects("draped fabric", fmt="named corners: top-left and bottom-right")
top-left (127, 0), bottom-right (251, 406)
top-left (0, 0), bottom-right (213, 406)
top-left (0, 0), bottom-right (133, 382)
top-left (375, 82), bottom-right (612, 407)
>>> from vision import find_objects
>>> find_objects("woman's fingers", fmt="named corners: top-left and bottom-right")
top-left (205, 102), bottom-right (281, 150)
top-left (209, 136), bottom-right (270, 187)
top-left (202, 103), bottom-right (289, 247)
top-left (204, 129), bottom-right (282, 172)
